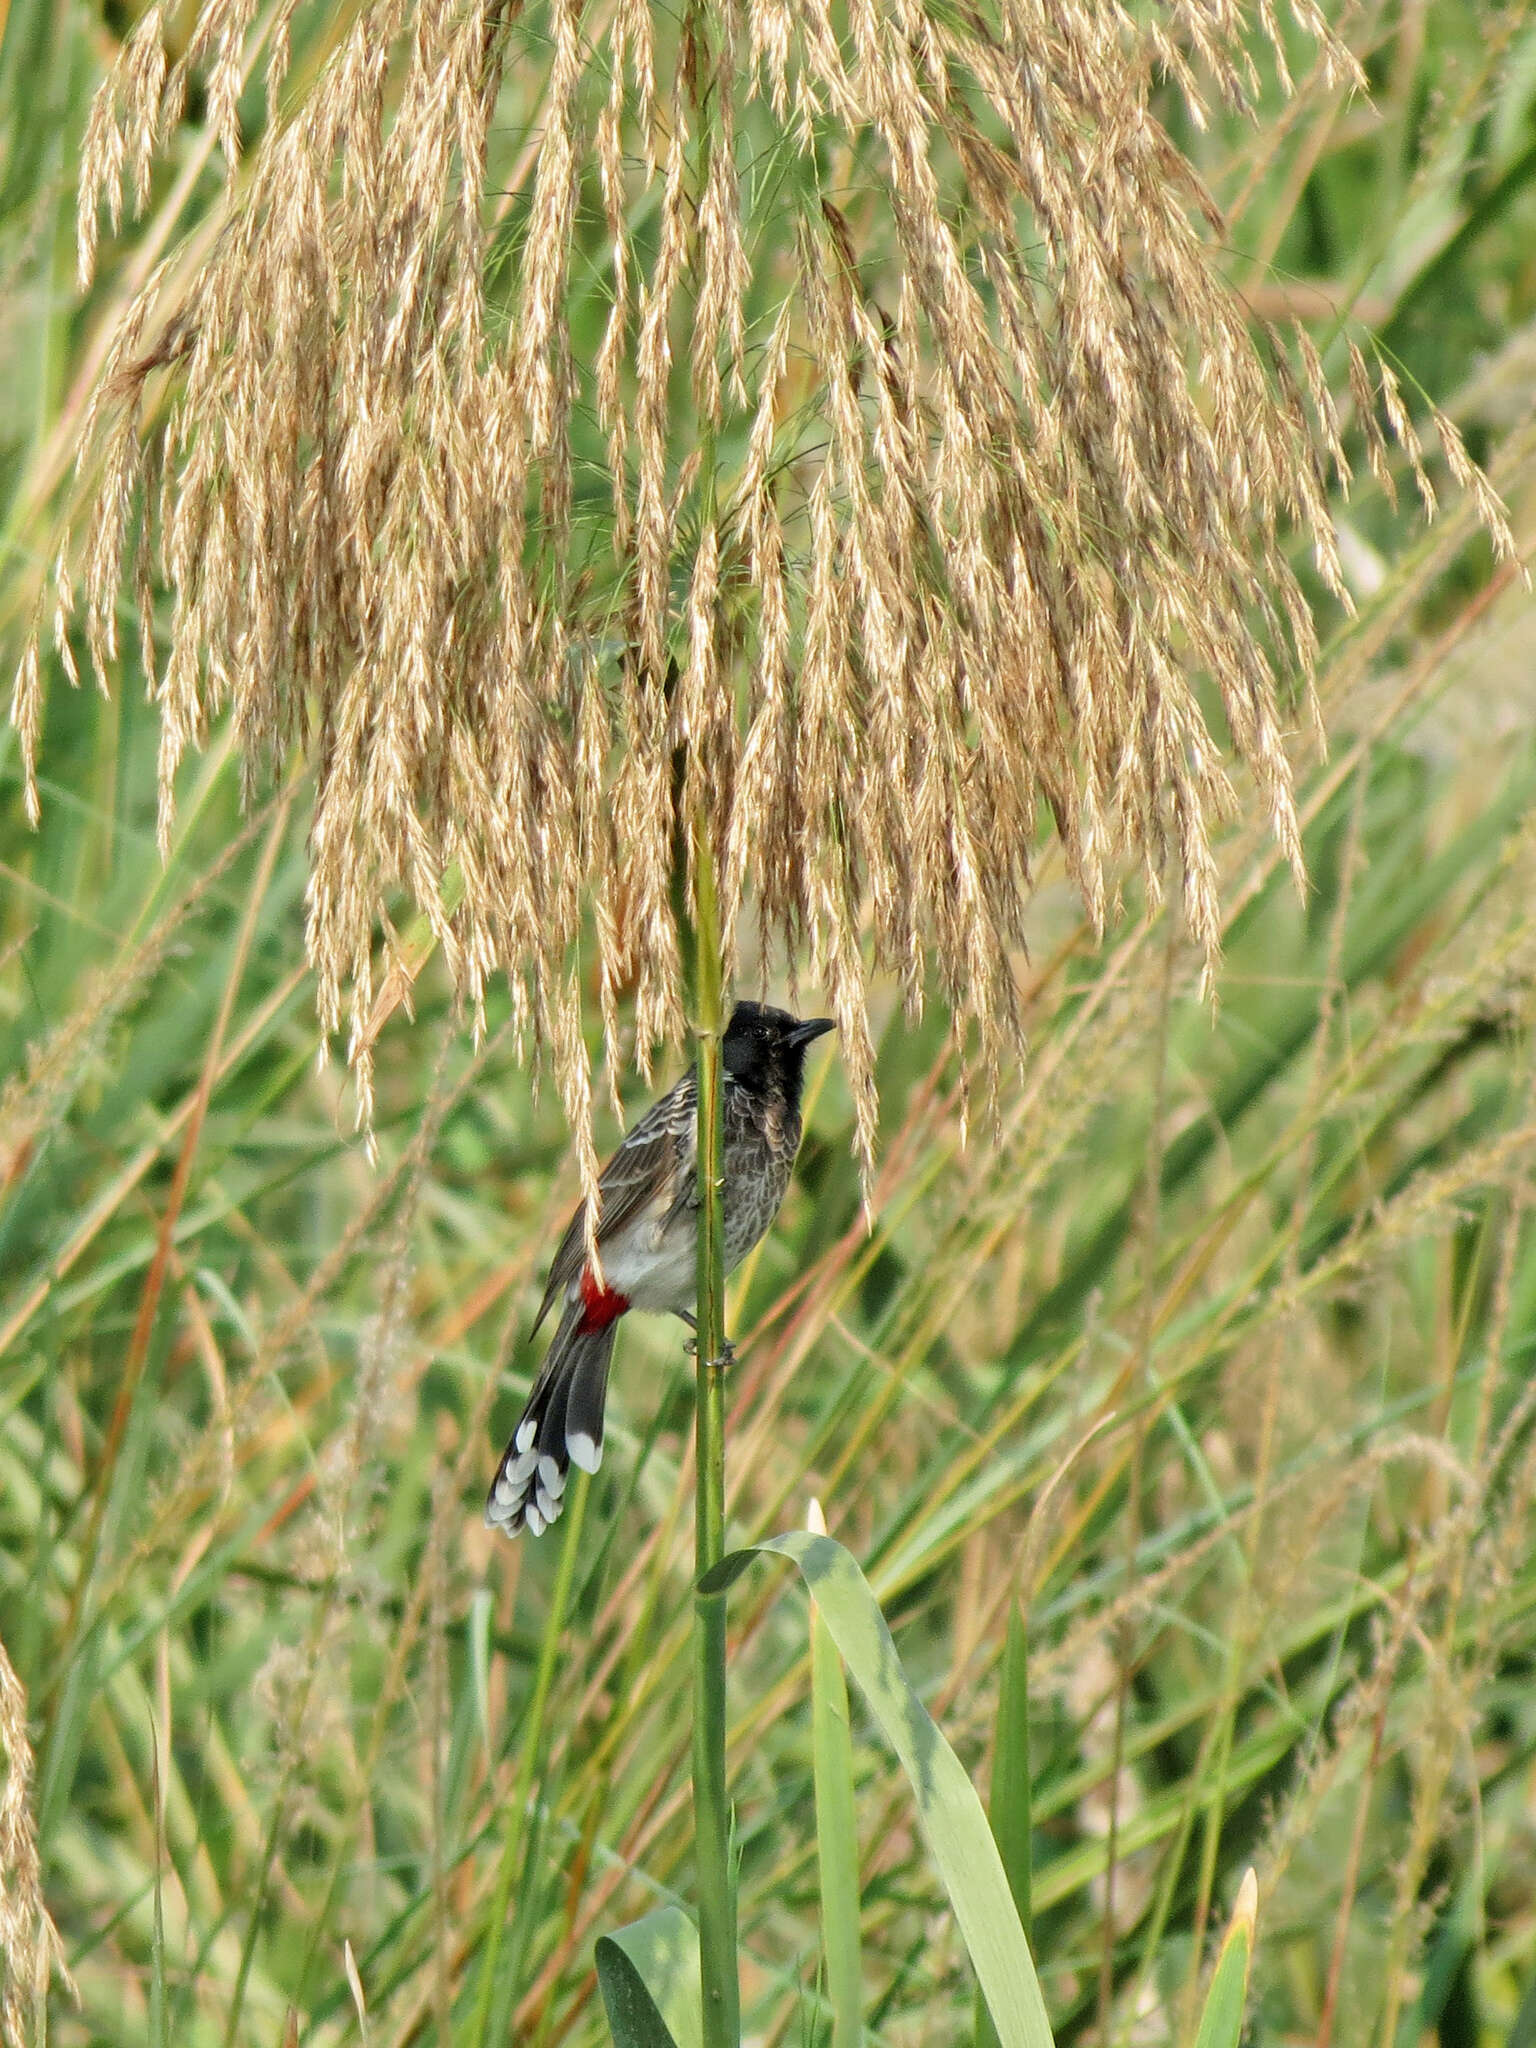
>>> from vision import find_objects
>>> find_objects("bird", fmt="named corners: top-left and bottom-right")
top-left (484, 1002), bottom-right (835, 1538)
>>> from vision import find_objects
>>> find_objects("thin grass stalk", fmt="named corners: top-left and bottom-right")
top-left (220, 1576), bottom-right (337, 2048)
top-left (692, 803), bottom-right (739, 2048)
top-left (975, 1602), bottom-right (1031, 2048)
top-left (1313, 1605), bottom-right (1403, 2048)
top-left (149, 1720), bottom-right (166, 2048)
top-left (468, 1469), bottom-right (591, 2048)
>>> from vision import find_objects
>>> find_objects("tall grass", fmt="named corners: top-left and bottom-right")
top-left (4, 0), bottom-right (1536, 2045)
top-left (27, 0), bottom-right (1499, 1173)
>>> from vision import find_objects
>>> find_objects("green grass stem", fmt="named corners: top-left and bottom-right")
top-left (469, 1467), bottom-right (591, 2048)
top-left (691, 805), bottom-right (740, 2048)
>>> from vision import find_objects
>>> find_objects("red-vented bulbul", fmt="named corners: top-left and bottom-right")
top-left (485, 1002), bottom-right (835, 1538)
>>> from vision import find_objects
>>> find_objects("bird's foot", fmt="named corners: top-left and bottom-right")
top-left (683, 1329), bottom-right (736, 1371)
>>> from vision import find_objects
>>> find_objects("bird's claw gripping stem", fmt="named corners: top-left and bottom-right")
top-left (684, 1331), bottom-right (736, 1370)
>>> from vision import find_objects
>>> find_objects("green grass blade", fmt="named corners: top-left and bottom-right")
top-left (704, 1531), bottom-right (1054, 2048)
top-left (976, 1603), bottom-right (1031, 2048)
top-left (149, 1715), bottom-right (166, 2048)
top-left (1192, 1871), bottom-right (1258, 2048)
top-left (991, 1604), bottom-right (1032, 1938)
top-left (689, 813), bottom-right (739, 2048)
top-left (809, 1507), bottom-right (863, 2048)
top-left (596, 1907), bottom-right (704, 2048)
top-left (470, 1469), bottom-right (591, 2048)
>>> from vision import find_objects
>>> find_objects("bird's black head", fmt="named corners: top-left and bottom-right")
top-left (721, 1001), bottom-right (835, 1109)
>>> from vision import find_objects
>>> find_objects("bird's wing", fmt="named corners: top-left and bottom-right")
top-left (531, 1070), bottom-right (699, 1332)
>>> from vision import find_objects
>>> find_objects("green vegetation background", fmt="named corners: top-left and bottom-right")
top-left (5, 1), bottom-right (1536, 2044)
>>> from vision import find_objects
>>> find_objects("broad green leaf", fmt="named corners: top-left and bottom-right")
top-left (596, 1907), bottom-right (704, 2048)
top-left (1192, 1870), bottom-right (1257, 2048)
top-left (977, 1603), bottom-right (1032, 2048)
top-left (703, 1531), bottom-right (1054, 2048)
top-left (810, 1508), bottom-right (863, 2048)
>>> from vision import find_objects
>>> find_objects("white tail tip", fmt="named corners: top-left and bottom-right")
top-left (567, 1431), bottom-right (602, 1474)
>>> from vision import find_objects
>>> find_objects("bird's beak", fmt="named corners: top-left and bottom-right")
top-left (789, 1017), bottom-right (836, 1048)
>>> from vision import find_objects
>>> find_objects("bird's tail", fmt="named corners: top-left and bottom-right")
top-left (485, 1297), bottom-right (617, 1537)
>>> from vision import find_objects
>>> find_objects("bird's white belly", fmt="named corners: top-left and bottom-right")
top-left (592, 1216), bottom-right (697, 1316)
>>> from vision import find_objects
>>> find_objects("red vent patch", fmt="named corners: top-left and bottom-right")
top-left (579, 1268), bottom-right (631, 1332)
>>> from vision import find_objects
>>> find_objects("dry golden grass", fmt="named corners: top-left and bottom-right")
top-left (0, 1638), bottom-right (67, 2048)
top-left (11, 0), bottom-right (1514, 1202)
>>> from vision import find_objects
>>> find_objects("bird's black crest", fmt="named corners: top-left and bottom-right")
top-left (721, 1002), bottom-right (834, 1107)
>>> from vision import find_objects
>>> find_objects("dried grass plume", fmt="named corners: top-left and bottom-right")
top-left (12, 0), bottom-right (1517, 1184)
top-left (0, 1637), bottom-right (68, 2046)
